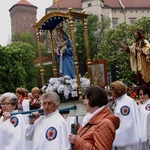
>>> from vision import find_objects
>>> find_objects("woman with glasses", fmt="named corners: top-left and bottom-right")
top-left (136, 85), bottom-right (150, 149)
top-left (0, 92), bottom-right (27, 150)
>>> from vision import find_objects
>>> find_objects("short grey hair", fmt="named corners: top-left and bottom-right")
top-left (40, 92), bottom-right (60, 106)
top-left (0, 92), bottom-right (18, 109)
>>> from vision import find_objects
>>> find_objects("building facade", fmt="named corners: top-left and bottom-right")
top-left (9, 0), bottom-right (37, 39)
top-left (46, 0), bottom-right (150, 27)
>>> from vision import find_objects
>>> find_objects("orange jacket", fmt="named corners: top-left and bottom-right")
top-left (74, 106), bottom-right (120, 150)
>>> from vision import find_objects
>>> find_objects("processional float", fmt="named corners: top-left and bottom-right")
top-left (32, 6), bottom-right (93, 115)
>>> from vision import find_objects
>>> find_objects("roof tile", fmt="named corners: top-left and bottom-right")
top-left (48, 0), bottom-right (150, 9)
top-left (15, 0), bottom-right (36, 7)
top-left (48, 0), bottom-right (82, 9)
top-left (104, 0), bottom-right (150, 8)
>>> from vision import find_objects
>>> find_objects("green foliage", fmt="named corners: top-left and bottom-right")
top-left (12, 31), bottom-right (38, 56)
top-left (36, 64), bottom-right (54, 87)
top-left (131, 16), bottom-right (150, 41)
top-left (0, 42), bottom-right (37, 93)
top-left (75, 15), bottom-right (110, 74)
top-left (97, 17), bottom-right (150, 85)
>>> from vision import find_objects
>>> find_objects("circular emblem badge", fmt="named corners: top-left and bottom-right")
top-left (145, 104), bottom-right (150, 111)
top-left (45, 127), bottom-right (57, 141)
top-left (120, 105), bottom-right (130, 116)
top-left (10, 116), bottom-right (19, 127)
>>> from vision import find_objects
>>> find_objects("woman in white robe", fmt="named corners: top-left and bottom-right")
top-left (136, 85), bottom-right (150, 150)
top-left (110, 81), bottom-right (142, 150)
top-left (0, 92), bottom-right (27, 150)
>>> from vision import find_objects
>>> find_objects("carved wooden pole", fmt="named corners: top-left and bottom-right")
top-left (36, 29), bottom-right (45, 86)
top-left (49, 30), bottom-right (57, 77)
top-left (82, 11), bottom-right (93, 86)
top-left (68, 7), bottom-right (82, 101)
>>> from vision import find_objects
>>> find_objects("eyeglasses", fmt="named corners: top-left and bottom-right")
top-left (1, 102), bottom-right (11, 106)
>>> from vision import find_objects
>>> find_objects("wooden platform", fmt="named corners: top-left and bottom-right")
top-left (59, 100), bottom-right (86, 116)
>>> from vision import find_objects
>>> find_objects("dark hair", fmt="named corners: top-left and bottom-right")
top-left (85, 86), bottom-right (108, 107)
top-left (137, 85), bottom-right (150, 98)
top-left (134, 31), bottom-right (143, 41)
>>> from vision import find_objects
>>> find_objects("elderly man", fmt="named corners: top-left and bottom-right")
top-left (25, 92), bottom-right (70, 150)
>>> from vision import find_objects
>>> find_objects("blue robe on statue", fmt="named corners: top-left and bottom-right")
top-left (56, 30), bottom-right (76, 79)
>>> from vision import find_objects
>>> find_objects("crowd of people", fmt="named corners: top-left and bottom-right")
top-left (0, 82), bottom-right (150, 149)
top-left (0, 28), bottom-right (150, 149)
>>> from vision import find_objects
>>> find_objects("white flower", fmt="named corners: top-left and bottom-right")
top-left (64, 75), bottom-right (70, 79)
top-left (65, 79), bottom-right (71, 84)
top-left (44, 76), bottom-right (90, 100)
top-left (57, 84), bottom-right (64, 94)
top-left (71, 82), bottom-right (77, 90)
top-left (71, 91), bottom-right (78, 97)
top-left (49, 78), bottom-right (57, 85)
top-left (64, 90), bottom-right (70, 99)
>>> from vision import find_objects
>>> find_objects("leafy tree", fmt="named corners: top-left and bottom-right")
top-left (12, 31), bottom-right (38, 55)
top-left (75, 15), bottom-right (110, 75)
top-left (131, 16), bottom-right (150, 41)
top-left (0, 42), bottom-right (37, 93)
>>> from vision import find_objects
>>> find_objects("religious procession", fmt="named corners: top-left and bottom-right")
top-left (0, 0), bottom-right (150, 150)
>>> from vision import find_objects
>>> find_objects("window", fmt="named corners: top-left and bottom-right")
top-left (129, 18), bottom-right (136, 24)
top-left (88, 3), bottom-right (91, 7)
top-left (26, 29), bottom-right (30, 33)
top-left (112, 18), bottom-right (118, 27)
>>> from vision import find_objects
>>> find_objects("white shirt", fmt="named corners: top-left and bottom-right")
top-left (138, 99), bottom-right (150, 142)
top-left (26, 110), bottom-right (70, 150)
top-left (0, 111), bottom-right (27, 150)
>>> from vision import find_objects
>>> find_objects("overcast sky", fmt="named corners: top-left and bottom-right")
top-left (0, 0), bottom-right (53, 46)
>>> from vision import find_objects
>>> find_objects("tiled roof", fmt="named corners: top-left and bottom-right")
top-left (15, 0), bottom-right (34, 6)
top-left (9, 0), bottom-right (37, 11)
top-left (14, 0), bottom-right (37, 8)
top-left (35, 55), bottom-right (52, 65)
top-left (121, 0), bottom-right (150, 8)
top-left (104, 0), bottom-right (150, 8)
top-left (47, 0), bottom-right (82, 9)
top-left (104, 0), bottom-right (121, 8)
top-left (48, 0), bottom-right (150, 9)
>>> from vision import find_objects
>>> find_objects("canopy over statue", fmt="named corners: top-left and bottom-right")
top-left (33, 7), bottom-right (93, 101)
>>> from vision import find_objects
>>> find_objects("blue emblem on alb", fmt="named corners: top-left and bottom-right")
top-left (10, 116), bottom-right (19, 127)
top-left (120, 105), bottom-right (130, 116)
top-left (45, 127), bottom-right (57, 141)
top-left (145, 104), bottom-right (150, 111)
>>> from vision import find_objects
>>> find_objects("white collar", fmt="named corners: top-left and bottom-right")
top-left (82, 105), bottom-right (106, 127)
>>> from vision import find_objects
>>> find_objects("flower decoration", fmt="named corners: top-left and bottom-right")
top-left (141, 36), bottom-right (146, 48)
top-left (44, 75), bottom-right (90, 101)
